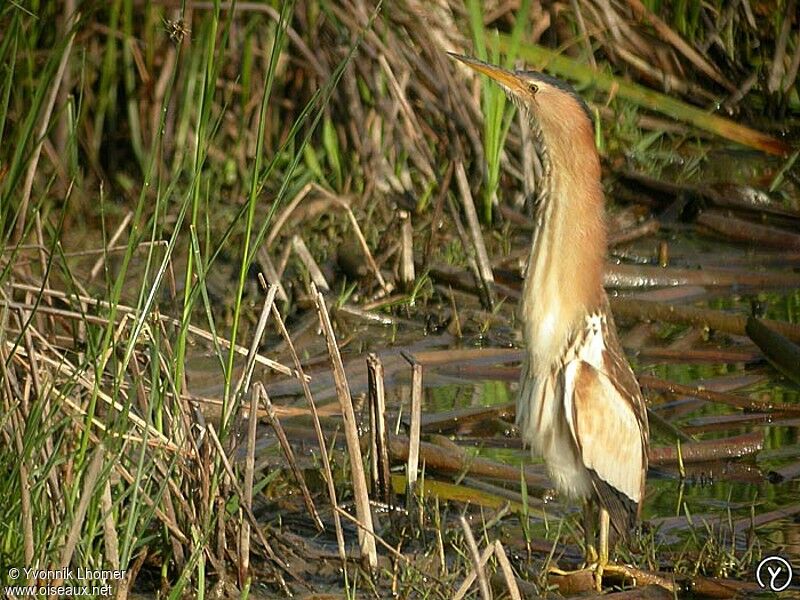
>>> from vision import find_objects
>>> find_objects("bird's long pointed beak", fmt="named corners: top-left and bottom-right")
top-left (447, 53), bottom-right (526, 95)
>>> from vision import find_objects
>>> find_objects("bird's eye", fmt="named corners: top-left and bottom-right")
top-left (529, 83), bottom-right (539, 95)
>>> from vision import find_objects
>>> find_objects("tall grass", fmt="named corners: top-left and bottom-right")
top-left (466, 0), bottom-right (531, 222)
top-left (0, 2), bottom-right (369, 595)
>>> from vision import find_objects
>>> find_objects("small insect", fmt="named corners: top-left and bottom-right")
top-left (163, 18), bottom-right (190, 44)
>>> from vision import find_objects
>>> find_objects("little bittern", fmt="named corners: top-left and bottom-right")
top-left (451, 54), bottom-right (649, 588)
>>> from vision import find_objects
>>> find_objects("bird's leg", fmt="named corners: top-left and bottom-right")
top-left (594, 507), bottom-right (610, 591)
top-left (583, 501), bottom-right (597, 567)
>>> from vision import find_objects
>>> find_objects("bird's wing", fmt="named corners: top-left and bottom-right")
top-left (563, 359), bottom-right (646, 533)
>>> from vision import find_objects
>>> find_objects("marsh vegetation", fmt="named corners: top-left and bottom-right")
top-left (1, 1), bottom-right (799, 598)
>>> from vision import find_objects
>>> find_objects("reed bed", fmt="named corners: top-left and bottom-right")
top-left (1, 1), bottom-right (799, 597)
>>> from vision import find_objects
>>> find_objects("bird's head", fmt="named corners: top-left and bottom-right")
top-left (449, 53), bottom-right (595, 157)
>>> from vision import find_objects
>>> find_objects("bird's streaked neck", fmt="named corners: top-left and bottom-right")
top-left (521, 109), bottom-right (607, 372)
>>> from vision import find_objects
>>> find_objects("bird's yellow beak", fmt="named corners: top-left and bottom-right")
top-left (448, 53), bottom-right (527, 96)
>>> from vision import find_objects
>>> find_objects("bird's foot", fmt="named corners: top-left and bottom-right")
top-left (592, 559), bottom-right (605, 592)
top-left (582, 544), bottom-right (598, 569)
top-left (546, 561), bottom-right (607, 594)
top-left (547, 559), bottom-right (610, 592)
top-left (589, 560), bottom-right (636, 591)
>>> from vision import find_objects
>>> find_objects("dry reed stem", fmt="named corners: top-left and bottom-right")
top-left (400, 351), bottom-right (423, 497)
top-left (453, 519), bottom-right (494, 600)
top-left (607, 261), bottom-right (800, 288)
top-left (158, 483), bottom-right (186, 572)
top-left (53, 446), bottom-right (105, 590)
top-left (332, 505), bottom-right (449, 586)
top-left (14, 22), bottom-right (76, 244)
top-left (265, 182), bottom-right (314, 248)
top-left (100, 480), bottom-right (120, 571)
top-left (232, 283), bottom-right (279, 407)
top-left (648, 431), bottom-right (763, 465)
top-left (205, 424), bottom-right (290, 593)
top-left (624, 0), bottom-right (733, 90)
top-left (493, 540), bottom-right (522, 600)
top-left (399, 209), bottom-right (415, 287)
top-left (269, 302), bottom-right (347, 563)
top-left (14, 342), bottom-right (179, 450)
top-left (292, 235), bottom-right (330, 292)
top-left (312, 284), bottom-right (378, 570)
top-left (745, 316), bottom-right (800, 386)
top-left (446, 196), bottom-right (492, 308)
top-left (89, 210), bottom-right (134, 281)
top-left (455, 161), bottom-right (495, 308)
top-left (259, 384), bottom-right (324, 531)
top-left (423, 161), bottom-right (454, 268)
top-left (6, 356), bottom-right (35, 570)
top-left (377, 54), bottom-right (435, 179)
top-left (367, 353), bottom-right (392, 506)
top-left (697, 211), bottom-right (800, 250)
top-left (7, 282), bottom-right (297, 376)
top-left (256, 247), bottom-right (288, 302)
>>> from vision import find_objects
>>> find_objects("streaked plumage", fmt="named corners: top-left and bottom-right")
top-left (450, 54), bottom-right (649, 570)
top-left (518, 299), bottom-right (648, 534)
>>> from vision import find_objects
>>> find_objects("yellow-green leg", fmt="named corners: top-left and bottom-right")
top-left (595, 508), bottom-right (610, 591)
top-left (583, 501), bottom-right (598, 567)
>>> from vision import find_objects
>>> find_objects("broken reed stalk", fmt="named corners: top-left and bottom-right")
top-left (232, 283), bottom-right (279, 416)
top-left (256, 248), bottom-right (289, 302)
top-left (453, 521), bottom-right (495, 600)
top-left (258, 384), bottom-right (324, 531)
top-left (455, 160), bottom-right (495, 309)
top-left (269, 302), bottom-right (346, 562)
top-left (399, 209), bottom-right (415, 287)
top-left (605, 262), bottom-right (800, 288)
top-left (401, 351), bottom-right (423, 499)
top-left (367, 353), bottom-right (392, 506)
top-left (459, 516), bottom-right (491, 600)
top-left (292, 235), bottom-right (330, 291)
top-left (493, 541), bottom-right (522, 600)
top-left (312, 284), bottom-right (378, 570)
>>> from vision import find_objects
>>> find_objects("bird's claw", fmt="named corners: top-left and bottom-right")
top-left (582, 545), bottom-right (598, 569)
top-left (546, 560), bottom-right (607, 593)
top-left (593, 560), bottom-right (605, 592)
